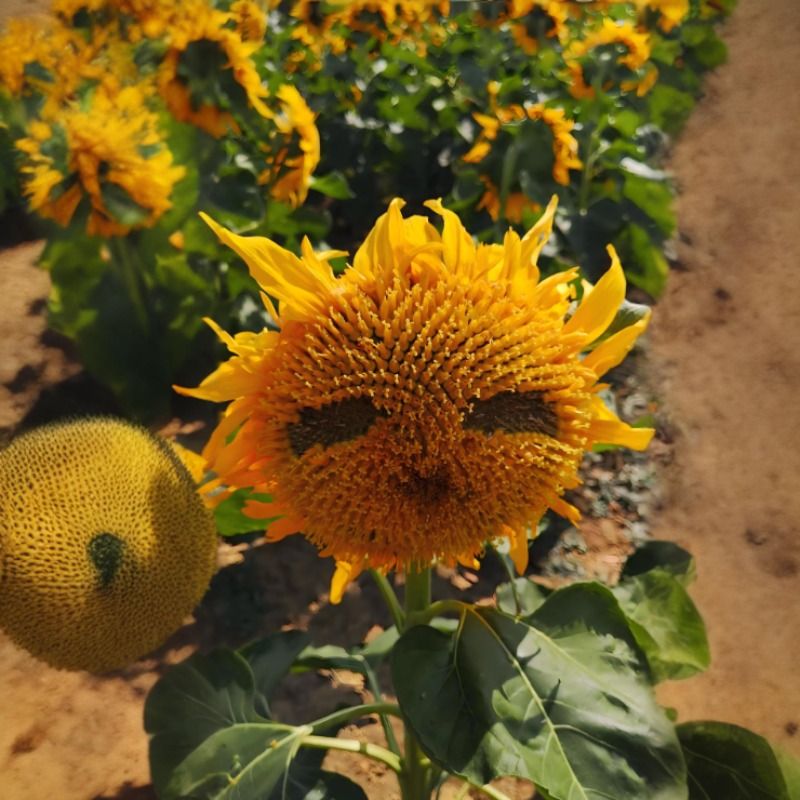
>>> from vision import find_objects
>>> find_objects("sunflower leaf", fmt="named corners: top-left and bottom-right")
top-left (392, 594), bottom-right (687, 799)
top-left (613, 569), bottom-right (710, 682)
top-left (679, 721), bottom-right (792, 800)
top-left (146, 647), bottom-right (317, 800)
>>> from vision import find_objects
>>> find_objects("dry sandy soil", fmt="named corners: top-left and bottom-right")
top-left (1, 0), bottom-right (799, 797)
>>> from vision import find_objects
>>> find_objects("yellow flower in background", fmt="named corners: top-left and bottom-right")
top-left (464, 102), bottom-right (582, 187)
top-left (290, 0), bottom-right (346, 56)
top-left (0, 17), bottom-right (56, 96)
top-left (476, 177), bottom-right (542, 224)
top-left (634, 0), bottom-right (690, 32)
top-left (231, 0), bottom-right (268, 42)
top-left (178, 197), bottom-right (653, 601)
top-left (566, 18), bottom-right (656, 98)
top-left (158, 0), bottom-right (270, 137)
top-left (0, 15), bottom-right (106, 109)
top-left (0, 418), bottom-right (217, 673)
top-left (508, 0), bottom-right (568, 54)
top-left (261, 84), bottom-right (321, 207)
top-left (17, 86), bottom-right (185, 236)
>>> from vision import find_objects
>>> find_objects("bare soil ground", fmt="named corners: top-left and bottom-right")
top-left (648, 0), bottom-right (800, 753)
top-left (1, 0), bottom-right (799, 797)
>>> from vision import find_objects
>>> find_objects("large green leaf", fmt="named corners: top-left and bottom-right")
top-left (495, 578), bottom-right (549, 617)
top-left (621, 541), bottom-right (696, 587)
top-left (267, 746), bottom-right (368, 800)
top-left (679, 722), bottom-right (792, 800)
top-left (392, 593), bottom-right (687, 799)
top-left (146, 645), bottom-right (322, 799)
top-left (240, 631), bottom-right (311, 718)
top-left (164, 723), bottom-right (311, 800)
top-left (294, 626), bottom-right (399, 675)
top-left (145, 649), bottom-right (267, 793)
top-left (613, 569), bottom-right (710, 682)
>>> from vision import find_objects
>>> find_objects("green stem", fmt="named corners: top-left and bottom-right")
top-left (400, 565), bottom-right (438, 800)
top-left (300, 734), bottom-right (403, 773)
top-left (108, 236), bottom-right (149, 334)
top-left (403, 564), bottom-right (431, 630)
top-left (412, 598), bottom-right (466, 626)
top-left (465, 780), bottom-right (514, 800)
top-left (369, 569), bottom-right (405, 631)
top-left (364, 664), bottom-right (402, 755)
top-left (310, 701), bottom-right (401, 734)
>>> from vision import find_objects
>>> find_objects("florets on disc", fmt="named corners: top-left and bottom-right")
top-left (179, 197), bottom-right (652, 601)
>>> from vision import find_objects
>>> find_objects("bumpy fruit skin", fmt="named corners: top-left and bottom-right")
top-left (0, 417), bottom-right (217, 672)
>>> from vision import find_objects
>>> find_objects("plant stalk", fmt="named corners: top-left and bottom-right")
top-left (300, 734), bottom-right (403, 773)
top-left (399, 564), bottom-right (437, 800)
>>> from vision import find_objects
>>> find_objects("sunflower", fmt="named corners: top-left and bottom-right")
top-left (178, 197), bottom-right (652, 601)
top-left (157, 0), bottom-right (269, 137)
top-left (289, 0), bottom-right (346, 56)
top-left (508, 0), bottom-right (568, 54)
top-left (0, 15), bottom-right (105, 110)
top-left (260, 84), bottom-right (320, 207)
top-left (17, 86), bottom-right (185, 236)
top-left (565, 18), bottom-right (656, 99)
top-left (475, 177), bottom-right (542, 224)
top-left (231, 0), bottom-right (268, 42)
top-left (633, 0), bottom-right (690, 32)
top-left (464, 103), bottom-right (582, 187)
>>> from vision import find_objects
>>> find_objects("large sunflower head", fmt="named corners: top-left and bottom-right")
top-left (179, 198), bottom-right (652, 600)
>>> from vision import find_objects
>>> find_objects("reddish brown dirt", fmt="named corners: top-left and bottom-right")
top-left (1, 0), bottom-right (799, 797)
top-left (649, 0), bottom-right (800, 754)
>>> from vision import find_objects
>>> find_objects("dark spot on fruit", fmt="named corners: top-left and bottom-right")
top-left (88, 532), bottom-right (126, 589)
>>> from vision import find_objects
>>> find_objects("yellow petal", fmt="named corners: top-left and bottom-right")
top-left (169, 442), bottom-right (207, 484)
top-left (329, 559), bottom-right (365, 604)
top-left (425, 198), bottom-right (476, 275)
top-left (582, 309), bottom-right (651, 377)
top-left (203, 316), bottom-right (237, 351)
top-left (549, 496), bottom-right (581, 525)
top-left (519, 194), bottom-right (558, 279)
top-left (353, 198), bottom-right (405, 276)
top-left (564, 245), bottom-right (626, 342)
top-left (502, 524), bottom-right (529, 574)
top-left (201, 212), bottom-right (334, 318)
top-left (174, 359), bottom-right (262, 402)
top-left (264, 514), bottom-right (304, 541)
top-left (456, 552), bottom-right (481, 570)
top-left (588, 396), bottom-right (654, 450)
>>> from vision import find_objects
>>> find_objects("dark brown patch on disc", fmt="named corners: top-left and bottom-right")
top-left (288, 397), bottom-right (384, 457)
top-left (397, 470), bottom-right (452, 505)
top-left (463, 391), bottom-right (558, 437)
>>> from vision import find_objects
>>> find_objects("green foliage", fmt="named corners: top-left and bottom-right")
top-left (144, 536), bottom-right (795, 800)
top-left (214, 490), bottom-right (277, 537)
top-left (679, 722), bottom-right (799, 800)
top-left (393, 594), bottom-right (687, 798)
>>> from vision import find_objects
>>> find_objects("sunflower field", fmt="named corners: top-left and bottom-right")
top-left (1, 1), bottom-right (798, 799)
